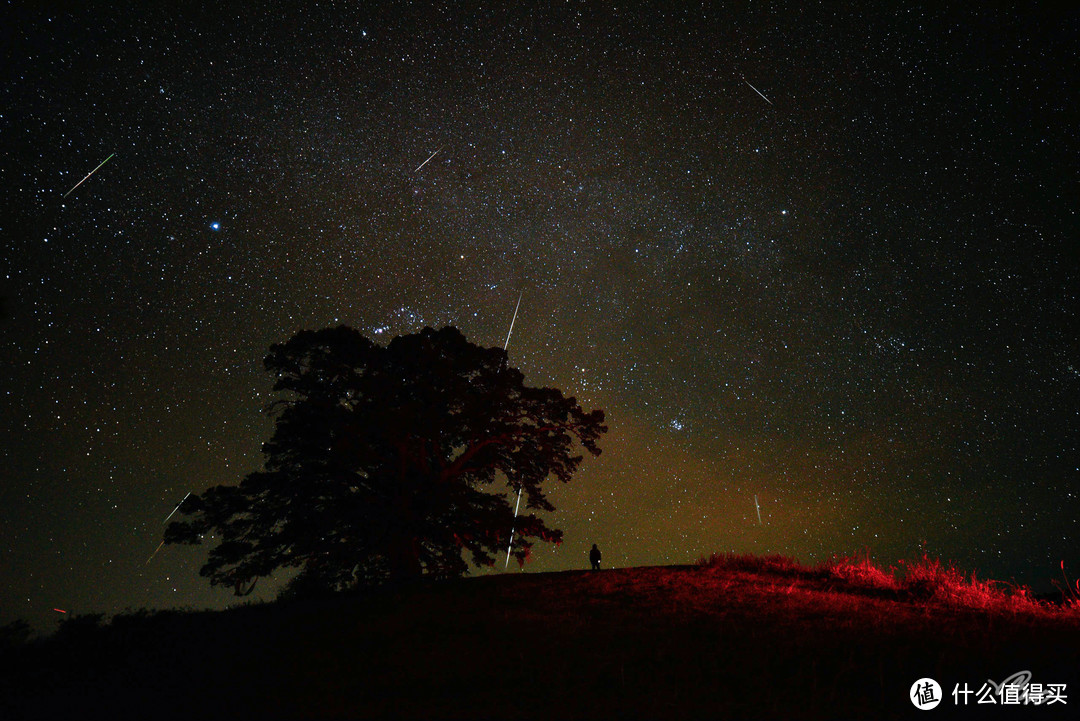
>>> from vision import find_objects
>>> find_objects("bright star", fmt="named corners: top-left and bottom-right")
top-left (210, 222), bottom-right (221, 231)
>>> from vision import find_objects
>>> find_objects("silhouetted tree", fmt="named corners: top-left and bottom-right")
top-left (0, 619), bottom-right (32, 650)
top-left (166, 325), bottom-right (606, 595)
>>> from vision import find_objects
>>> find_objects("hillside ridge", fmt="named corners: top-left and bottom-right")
top-left (3, 557), bottom-right (1078, 719)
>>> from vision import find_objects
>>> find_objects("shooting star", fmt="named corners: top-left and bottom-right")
top-left (504, 487), bottom-right (523, 570)
top-left (146, 492), bottom-right (192, 565)
top-left (743, 79), bottom-right (773, 106)
top-left (502, 290), bottom-right (525, 570)
top-left (62, 152), bottom-right (115, 198)
top-left (502, 290), bottom-right (523, 351)
top-left (413, 146), bottom-right (443, 173)
top-left (145, 540), bottom-right (166, 566)
top-left (163, 492), bottom-right (191, 525)
top-left (754, 495), bottom-right (763, 525)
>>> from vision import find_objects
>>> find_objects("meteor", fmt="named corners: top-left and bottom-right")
top-left (502, 290), bottom-right (523, 351)
top-left (754, 495), bottom-right (762, 525)
top-left (502, 289), bottom-right (525, 570)
top-left (62, 152), bottom-right (115, 198)
top-left (743, 79), bottom-right (773, 106)
top-left (413, 146), bottom-right (442, 173)
top-left (146, 491), bottom-right (191, 565)
top-left (504, 487), bottom-right (523, 570)
top-left (145, 540), bottom-right (165, 565)
top-left (163, 492), bottom-right (191, 525)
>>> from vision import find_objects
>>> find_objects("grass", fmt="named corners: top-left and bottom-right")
top-left (3, 554), bottom-right (1079, 719)
top-left (699, 551), bottom-right (1075, 617)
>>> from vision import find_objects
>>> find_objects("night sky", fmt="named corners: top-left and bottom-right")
top-left (3, 3), bottom-right (1077, 633)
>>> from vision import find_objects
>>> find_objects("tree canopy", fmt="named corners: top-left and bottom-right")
top-left (165, 325), bottom-right (606, 595)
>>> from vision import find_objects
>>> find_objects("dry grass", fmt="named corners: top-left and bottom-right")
top-left (823, 554), bottom-right (898, 592)
top-left (700, 550), bottom-right (1073, 618)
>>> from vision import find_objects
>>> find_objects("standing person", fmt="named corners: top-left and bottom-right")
top-left (589, 543), bottom-right (602, 571)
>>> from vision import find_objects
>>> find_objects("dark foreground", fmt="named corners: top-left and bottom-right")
top-left (2, 562), bottom-right (1079, 720)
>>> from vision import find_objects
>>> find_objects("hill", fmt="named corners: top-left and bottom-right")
top-left (2, 555), bottom-right (1079, 720)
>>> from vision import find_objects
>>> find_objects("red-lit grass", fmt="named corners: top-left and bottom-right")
top-left (699, 551), bottom-right (1064, 618)
top-left (1056, 560), bottom-right (1080, 611)
top-left (820, 554), bottom-right (898, 592)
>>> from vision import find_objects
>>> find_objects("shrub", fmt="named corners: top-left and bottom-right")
top-left (822, 555), bottom-right (898, 592)
top-left (897, 555), bottom-right (1045, 614)
top-left (55, 613), bottom-right (107, 642)
top-left (0, 619), bottom-right (33, 650)
top-left (898, 555), bottom-right (967, 601)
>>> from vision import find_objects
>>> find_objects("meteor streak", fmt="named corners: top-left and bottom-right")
top-left (62, 153), bottom-right (115, 198)
top-left (163, 492), bottom-right (191, 525)
top-left (754, 495), bottom-right (762, 525)
top-left (145, 540), bottom-right (166, 565)
top-left (413, 146), bottom-right (442, 173)
top-left (502, 290), bottom-right (523, 351)
top-left (502, 289), bottom-right (525, 570)
top-left (743, 79), bottom-right (773, 106)
top-left (504, 488), bottom-right (522, 570)
top-left (146, 492), bottom-right (192, 565)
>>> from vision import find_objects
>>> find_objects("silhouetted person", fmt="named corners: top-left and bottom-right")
top-left (590, 543), bottom-right (602, 571)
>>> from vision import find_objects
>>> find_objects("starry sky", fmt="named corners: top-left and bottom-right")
top-left (3, 3), bottom-right (1077, 632)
